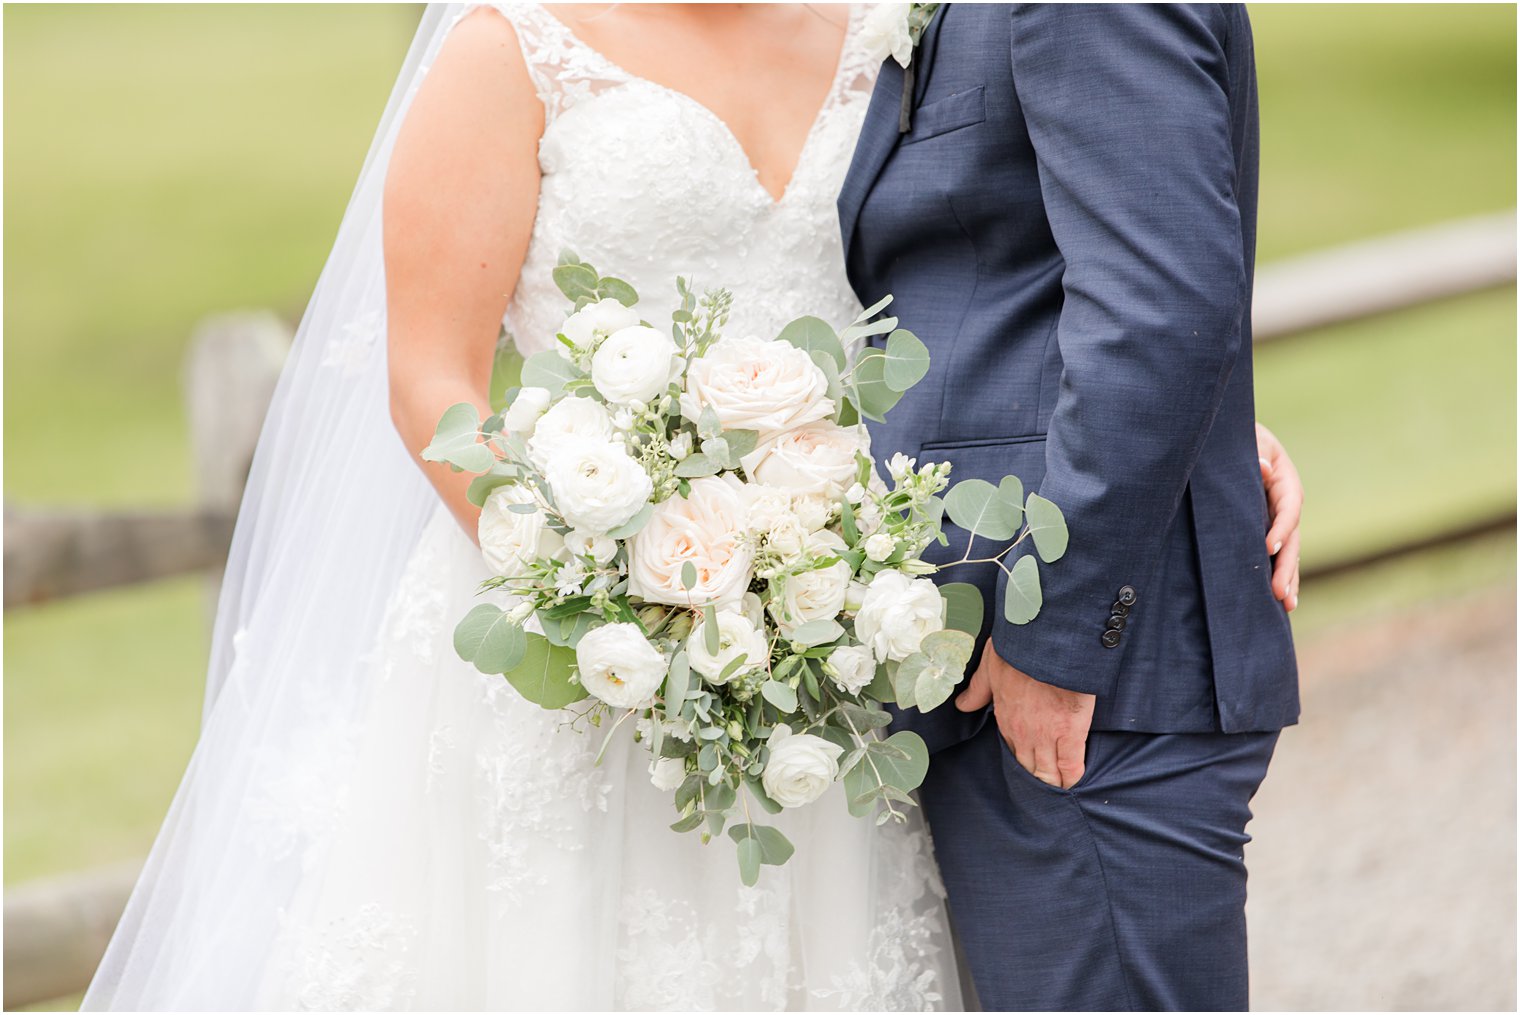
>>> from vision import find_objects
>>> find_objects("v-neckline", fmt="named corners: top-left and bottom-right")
top-left (536, 5), bottom-right (858, 207)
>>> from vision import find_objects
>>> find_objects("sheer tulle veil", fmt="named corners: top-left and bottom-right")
top-left (83, 6), bottom-right (482, 1007)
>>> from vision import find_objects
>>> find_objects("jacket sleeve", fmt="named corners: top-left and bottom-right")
top-left (989, 4), bottom-right (1250, 696)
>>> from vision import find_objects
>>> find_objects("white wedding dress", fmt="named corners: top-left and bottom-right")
top-left (84, 4), bottom-right (961, 1011)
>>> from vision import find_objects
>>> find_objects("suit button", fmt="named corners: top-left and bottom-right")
top-left (1111, 602), bottom-right (1131, 618)
top-left (1100, 629), bottom-right (1122, 649)
top-left (1105, 615), bottom-right (1126, 632)
top-left (1117, 585), bottom-right (1137, 607)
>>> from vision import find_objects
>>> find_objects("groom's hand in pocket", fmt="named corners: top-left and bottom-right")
top-left (955, 642), bottom-right (1096, 789)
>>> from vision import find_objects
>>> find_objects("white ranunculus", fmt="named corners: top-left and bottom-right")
top-left (827, 644), bottom-right (877, 695)
top-left (558, 298), bottom-right (640, 358)
top-left (687, 610), bottom-right (768, 685)
top-left (576, 622), bottom-right (667, 708)
top-left (501, 386), bottom-right (551, 436)
top-left (855, 568), bottom-right (946, 662)
top-left (863, 532), bottom-right (896, 563)
top-left (772, 531), bottom-right (852, 635)
top-left (761, 726), bottom-right (844, 808)
top-left (741, 421), bottom-right (868, 502)
top-left (565, 528), bottom-right (618, 564)
top-left (591, 325), bottom-right (680, 405)
top-left (478, 484), bottom-right (564, 577)
top-left (649, 756), bottom-right (687, 792)
top-left (546, 439), bottom-right (653, 534)
top-left (527, 396), bottom-right (615, 469)
top-left (628, 475), bottom-right (754, 607)
top-left (679, 336), bottom-right (833, 437)
top-left (793, 493), bottom-right (832, 533)
top-left (862, 2), bottom-right (914, 69)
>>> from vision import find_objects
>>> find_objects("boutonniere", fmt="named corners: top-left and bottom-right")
top-left (862, 2), bottom-right (942, 133)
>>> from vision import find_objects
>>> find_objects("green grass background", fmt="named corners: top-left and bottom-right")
top-left (4, 0), bottom-right (1515, 902)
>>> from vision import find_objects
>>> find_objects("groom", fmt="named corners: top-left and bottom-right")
top-left (840, 5), bottom-right (1298, 1011)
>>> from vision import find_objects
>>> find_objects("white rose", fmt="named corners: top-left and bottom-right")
top-left (547, 439), bottom-right (653, 534)
top-left (679, 336), bottom-right (833, 437)
top-left (559, 298), bottom-right (640, 357)
top-left (501, 386), bottom-right (551, 436)
top-left (741, 421), bottom-right (868, 502)
top-left (863, 532), bottom-right (896, 563)
top-left (855, 569), bottom-right (945, 662)
top-left (862, 2), bottom-right (914, 69)
top-left (591, 325), bottom-right (681, 405)
top-left (576, 622), bottom-right (667, 708)
top-left (628, 475), bottom-right (754, 607)
top-left (478, 484), bottom-right (564, 577)
top-left (688, 610), bottom-right (768, 685)
top-left (843, 579), bottom-right (870, 613)
top-left (772, 531), bottom-right (852, 635)
top-left (527, 396), bottom-right (614, 469)
top-left (565, 528), bottom-right (618, 564)
top-left (761, 726), bottom-right (844, 809)
top-left (793, 493), bottom-right (832, 532)
top-left (827, 644), bottom-right (877, 695)
top-left (649, 756), bottom-right (687, 792)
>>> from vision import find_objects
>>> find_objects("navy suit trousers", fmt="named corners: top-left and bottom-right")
top-left (922, 724), bottom-right (1279, 1011)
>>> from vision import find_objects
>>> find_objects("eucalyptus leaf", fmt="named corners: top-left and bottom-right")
top-left (675, 452), bottom-right (721, 478)
top-left (465, 470), bottom-right (517, 508)
top-left (681, 561), bottom-right (698, 590)
top-left (728, 823), bottom-right (796, 866)
top-left (1004, 553), bottom-right (1043, 625)
top-left (870, 731), bottom-right (930, 794)
top-left (703, 605), bottom-right (720, 656)
top-left (697, 406), bottom-right (723, 438)
top-left (939, 582), bottom-right (985, 635)
top-left (722, 429), bottom-right (758, 461)
top-left (776, 315), bottom-right (846, 371)
top-left (552, 262), bottom-right (598, 303)
top-left (736, 837), bottom-right (762, 887)
top-left (452, 604), bottom-right (526, 674)
top-left (998, 475), bottom-right (1025, 528)
top-left (521, 350), bottom-right (582, 396)
top-left (944, 478), bottom-right (1021, 542)
top-left (421, 402), bottom-right (493, 474)
top-left (605, 502), bottom-right (653, 539)
top-left (664, 651), bottom-right (691, 709)
top-left (596, 276), bottom-right (638, 307)
top-left (760, 680), bottom-right (798, 714)
top-left (851, 351), bottom-right (906, 422)
top-left (1025, 492), bottom-right (1069, 563)
top-left (788, 618), bottom-right (844, 648)
top-left (882, 329), bottom-right (931, 392)
top-left (503, 634), bottom-right (587, 709)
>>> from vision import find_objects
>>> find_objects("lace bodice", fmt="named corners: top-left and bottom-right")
top-left (461, 3), bottom-right (880, 353)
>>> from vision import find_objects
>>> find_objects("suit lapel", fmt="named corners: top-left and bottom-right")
top-left (837, 5), bottom-right (951, 265)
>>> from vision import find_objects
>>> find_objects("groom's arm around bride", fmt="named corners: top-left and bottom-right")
top-left (840, 4), bottom-right (1299, 1010)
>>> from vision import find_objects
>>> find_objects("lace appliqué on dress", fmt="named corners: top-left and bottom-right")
top-left (284, 904), bottom-right (420, 1012)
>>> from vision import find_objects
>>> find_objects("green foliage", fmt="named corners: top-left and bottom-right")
top-left (520, 350), bottom-right (582, 397)
top-left (503, 635), bottom-right (587, 710)
top-left (1025, 493), bottom-right (1069, 563)
top-left (777, 315), bottom-right (846, 372)
top-left (452, 604), bottom-right (527, 675)
top-left (1004, 554), bottom-right (1043, 625)
top-left (940, 582), bottom-right (984, 635)
top-left (882, 329), bottom-right (931, 392)
top-left (943, 478), bottom-right (1022, 542)
top-left (421, 402), bottom-right (493, 473)
top-left (729, 824), bottom-right (795, 886)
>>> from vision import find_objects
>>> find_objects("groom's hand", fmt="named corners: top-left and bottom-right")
top-left (955, 642), bottom-right (1096, 789)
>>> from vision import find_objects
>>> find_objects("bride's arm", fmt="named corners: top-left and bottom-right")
top-left (384, 6), bottom-right (542, 541)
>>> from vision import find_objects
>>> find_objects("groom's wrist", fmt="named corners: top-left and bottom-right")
top-left (989, 568), bottom-right (1131, 698)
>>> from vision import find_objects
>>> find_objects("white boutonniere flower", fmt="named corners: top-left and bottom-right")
top-left (863, 3), bottom-right (944, 132)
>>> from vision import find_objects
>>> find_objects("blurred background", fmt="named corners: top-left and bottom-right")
top-left (3, 3), bottom-right (1515, 1010)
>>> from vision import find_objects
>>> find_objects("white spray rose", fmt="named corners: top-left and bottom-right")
top-left (591, 325), bottom-right (681, 405)
top-left (527, 396), bottom-right (614, 469)
top-left (863, 532), bottom-right (896, 563)
top-left (547, 439), bottom-right (653, 534)
top-left (679, 336), bottom-right (833, 437)
top-left (687, 610), bottom-right (768, 685)
top-left (501, 386), bottom-right (551, 436)
top-left (565, 528), bottom-right (618, 564)
top-left (576, 622), bottom-right (667, 708)
top-left (855, 568), bottom-right (946, 662)
top-left (628, 475), bottom-right (753, 607)
top-left (478, 484), bottom-right (564, 577)
top-left (649, 756), bottom-right (687, 792)
top-left (862, 2), bottom-right (914, 68)
top-left (793, 493), bottom-right (832, 532)
top-left (741, 421), bottom-right (869, 502)
top-left (827, 644), bottom-right (877, 695)
top-left (772, 531), bottom-right (852, 635)
top-left (558, 298), bottom-right (640, 358)
top-left (761, 726), bottom-right (844, 808)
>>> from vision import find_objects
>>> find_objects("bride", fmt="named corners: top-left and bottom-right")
top-left (82, 4), bottom-right (1304, 1010)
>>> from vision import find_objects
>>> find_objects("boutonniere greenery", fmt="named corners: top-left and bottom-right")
top-left (862, 2), bottom-right (943, 132)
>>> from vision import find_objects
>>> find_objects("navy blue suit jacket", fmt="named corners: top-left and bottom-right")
top-left (839, 4), bottom-right (1298, 747)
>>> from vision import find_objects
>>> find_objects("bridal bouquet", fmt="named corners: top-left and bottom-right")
top-left (423, 254), bottom-right (1067, 884)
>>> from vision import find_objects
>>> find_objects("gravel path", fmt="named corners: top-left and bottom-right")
top-left (1247, 586), bottom-right (1517, 1011)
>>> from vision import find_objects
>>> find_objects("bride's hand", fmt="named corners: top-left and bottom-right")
top-left (1256, 422), bottom-right (1302, 612)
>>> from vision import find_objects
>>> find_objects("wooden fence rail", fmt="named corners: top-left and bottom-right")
top-left (3, 213), bottom-right (1516, 1009)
